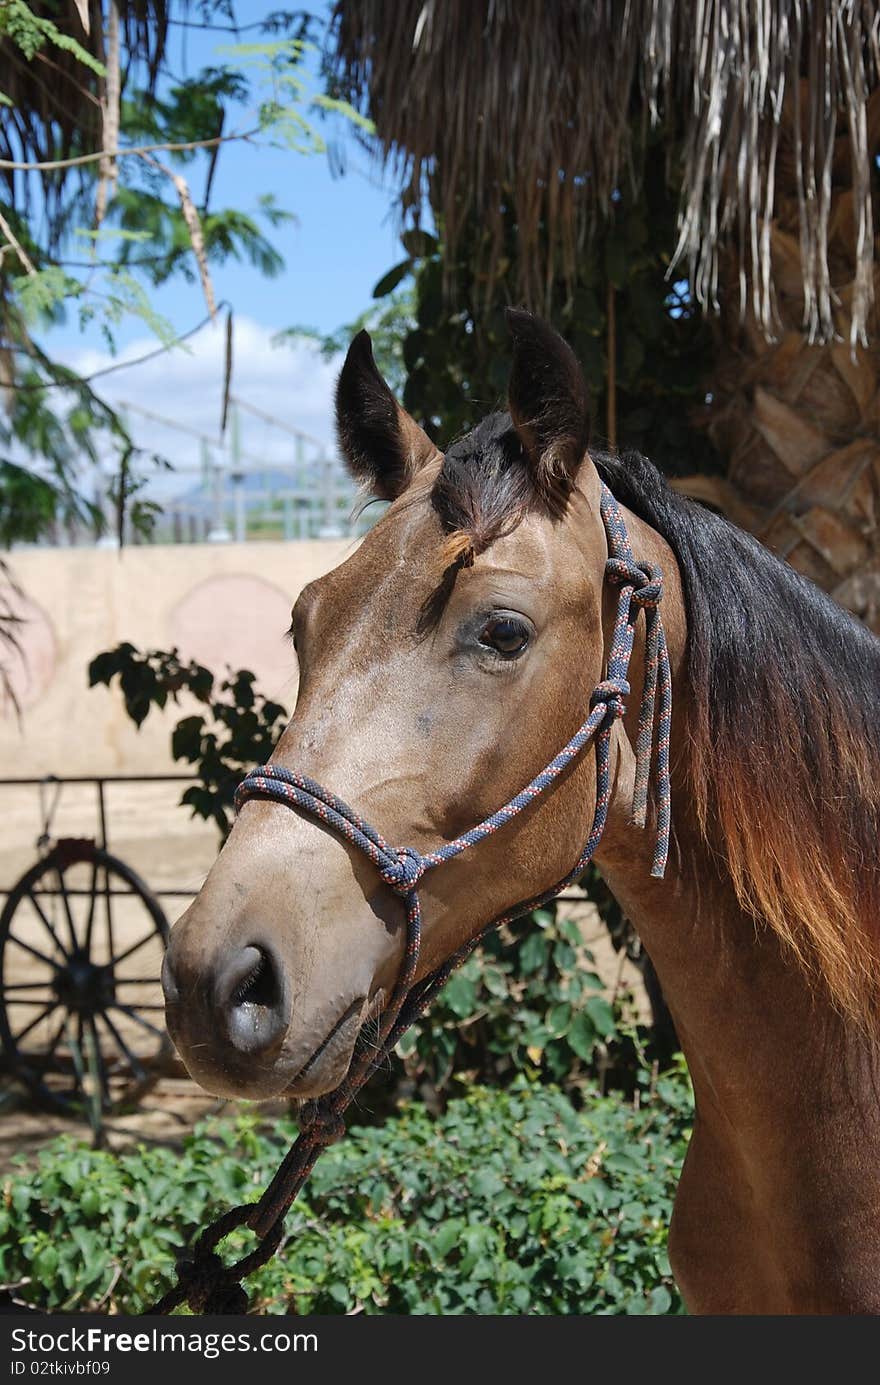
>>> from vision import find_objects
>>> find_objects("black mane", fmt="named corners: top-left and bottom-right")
top-left (595, 447), bottom-right (880, 1019)
top-left (593, 447), bottom-right (880, 740)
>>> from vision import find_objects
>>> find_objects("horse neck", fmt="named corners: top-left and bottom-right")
top-left (593, 502), bottom-right (878, 1120)
top-left (588, 498), bottom-right (880, 1310)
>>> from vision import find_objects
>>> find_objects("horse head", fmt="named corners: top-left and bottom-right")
top-left (161, 311), bottom-right (672, 1099)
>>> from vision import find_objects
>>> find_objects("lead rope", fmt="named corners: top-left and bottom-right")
top-left (146, 483), bottom-right (672, 1315)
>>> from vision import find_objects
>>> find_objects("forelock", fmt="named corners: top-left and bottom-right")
top-left (430, 412), bottom-right (534, 565)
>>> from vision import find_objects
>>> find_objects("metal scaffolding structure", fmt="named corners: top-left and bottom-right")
top-left (73, 397), bottom-right (377, 548)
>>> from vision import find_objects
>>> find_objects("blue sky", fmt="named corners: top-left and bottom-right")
top-left (46, 3), bottom-right (408, 492)
top-left (51, 2), bottom-right (403, 350)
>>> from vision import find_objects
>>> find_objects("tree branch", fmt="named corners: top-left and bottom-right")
top-left (7, 306), bottom-right (225, 390)
top-left (95, 1), bottom-right (121, 234)
top-left (0, 209), bottom-right (35, 275)
top-left (0, 128), bottom-right (261, 173)
top-left (138, 153), bottom-right (215, 318)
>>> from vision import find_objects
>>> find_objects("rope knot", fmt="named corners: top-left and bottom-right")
top-left (605, 557), bottom-right (663, 609)
top-left (590, 677), bottom-right (630, 720)
top-left (175, 1251), bottom-right (228, 1314)
top-left (299, 1100), bottom-right (347, 1146)
top-left (204, 1282), bottom-right (249, 1315)
top-left (379, 845), bottom-right (424, 895)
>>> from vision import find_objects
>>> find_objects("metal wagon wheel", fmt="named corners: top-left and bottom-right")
top-left (0, 837), bottom-right (172, 1113)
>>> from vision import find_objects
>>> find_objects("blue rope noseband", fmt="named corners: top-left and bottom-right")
top-left (149, 482), bottom-right (673, 1314)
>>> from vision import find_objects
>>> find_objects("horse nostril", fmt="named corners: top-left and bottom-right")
top-left (216, 945), bottom-right (290, 1056)
top-left (231, 949), bottom-right (270, 1005)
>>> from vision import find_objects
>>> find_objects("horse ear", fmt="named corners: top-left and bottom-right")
top-left (335, 330), bottom-right (438, 500)
top-left (506, 309), bottom-right (590, 504)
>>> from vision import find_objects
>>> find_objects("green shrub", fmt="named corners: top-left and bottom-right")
top-left (397, 906), bottom-right (638, 1099)
top-left (0, 1071), bottom-right (692, 1315)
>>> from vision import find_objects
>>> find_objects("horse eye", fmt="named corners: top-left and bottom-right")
top-left (478, 616), bottom-right (530, 657)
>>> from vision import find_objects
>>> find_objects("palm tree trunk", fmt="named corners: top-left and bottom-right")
top-left (684, 86), bottom-right (880, 633)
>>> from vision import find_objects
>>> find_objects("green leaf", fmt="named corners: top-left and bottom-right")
top-left (11, 1185), bottom-right (30, 1214)
top-left (80, 1188), bottom-right (100, 1219)
top-left (649, 1286), bottom-right (673, 1314)
top-left (471, 1169), bottom-right (505, 1199)
top-left (546, 1003), bottom-right (572, 1038)
top-left (433, 1220), bottom-right (463, 1258)
top-left (1, 2), bottom-right (104, 73)
top-left (401, 229), bottom-right (438, 258)
top-left (372, 260), bottom-right (413, 299)
top-left (33, 1244), bottom-right (59, 1281)
top-left (87, 652), bottom-right (117, 688)
top-left (518, 931), bottom-right (549, 974)
top-left (442, 972), bottom-right (478, 1018)
top-left (12, 267), bottom-right (82, 325)
top-left (567, 1011), bottom-right (598, 1062)
top-left (584, 996), bottom-right (617, 1038)
top-left (171, 715), bottom-right (205, 761)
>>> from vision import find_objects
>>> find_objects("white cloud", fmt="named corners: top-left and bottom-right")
top-left (58, 317), bottom-right (342, 502)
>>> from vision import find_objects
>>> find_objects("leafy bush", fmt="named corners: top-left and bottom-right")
top-left (1, 1074), bottom-right (692, 1315)
top-left (397, 906), bottom-right (638, 1100)
top-left (88, 645), bottom-right (288, 833)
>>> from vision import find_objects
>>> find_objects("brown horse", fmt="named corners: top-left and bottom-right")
top-left (162, 311), bottom-right (880, 1314)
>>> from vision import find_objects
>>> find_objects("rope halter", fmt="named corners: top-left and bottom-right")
top-left (235, 483), bottom-right (672, 901)
top-left (149, 481), bottom-right (673, 1316)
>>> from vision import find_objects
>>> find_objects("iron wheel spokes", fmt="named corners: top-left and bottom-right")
top-left (0, 842), bottom-right (171, 1113)
top-left (26, 893), bottom-right (70, 962)
top-left (84, 1015), bottom-right (109, 1109)
top-left (66, 1014), bottom-right (85, 1096)
top-left (83, 858), bottom-right (99, 957)
top-left (3, 997), bottom-right (58, 1007)
top-left (109, 1002), bottom-right (165, 1011)
top-left (12, 1001), bottom-right (59, 1046)
top-left (55, 867), bottom-right (80, 954)
top-left (36, 1015), bottom-right (68, 1074)
top-left (108, 1003), bottom-right (165, 1039)
top-left (6, 933), bottom-right (58, 969)
top-left (102, 861), bottom-right (114, 971)
top-left (98, 1009), bottom-right (148, 1083)
top-left (2, 980), bottom-right (57, 992)
top-left (111, 931), bottom-right (163, 968)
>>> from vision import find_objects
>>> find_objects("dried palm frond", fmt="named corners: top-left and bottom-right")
top-left (331, 0), bottom-right (880, 344)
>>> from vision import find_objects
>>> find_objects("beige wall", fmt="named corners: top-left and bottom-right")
top-left (0, 540), bottom-right (354, 887)
top-left (1, 538), bottom-right (353, 779)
